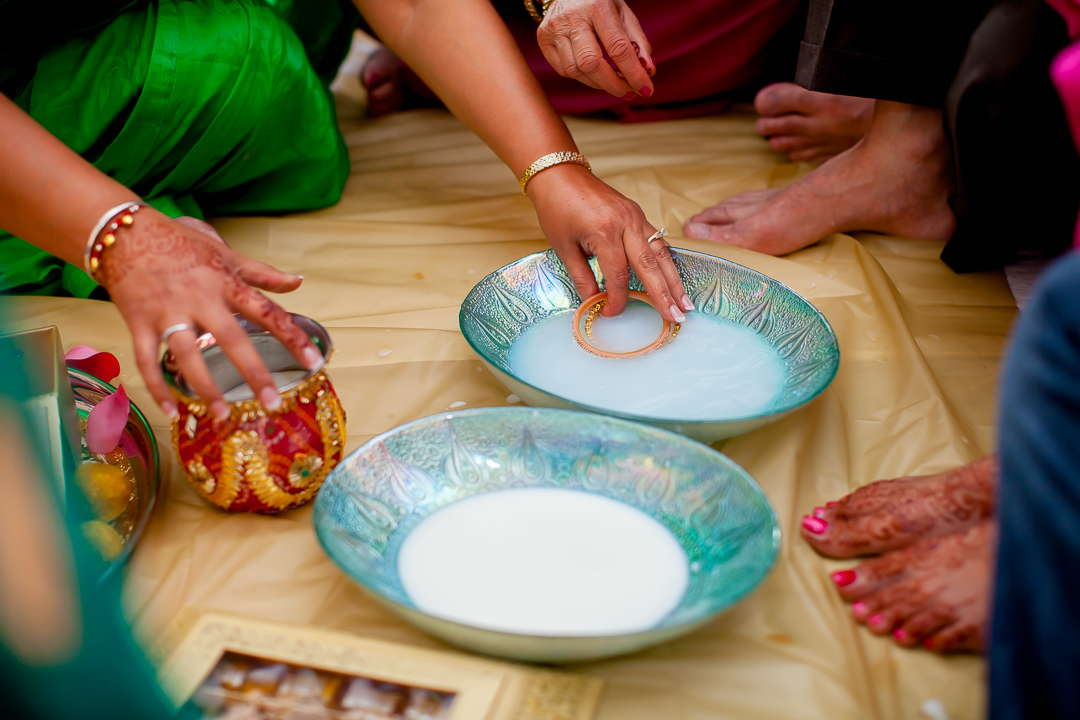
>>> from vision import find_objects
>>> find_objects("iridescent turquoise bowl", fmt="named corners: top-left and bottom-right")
top-left (459, 248), bottom-right (839, 444)
top-left (313, 407), bottom-right (780, 663)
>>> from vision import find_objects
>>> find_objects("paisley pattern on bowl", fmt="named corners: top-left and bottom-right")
top-left (459, 248), bottom-right (840, 442)
top-left (314, 407), bottom-right (780, 662)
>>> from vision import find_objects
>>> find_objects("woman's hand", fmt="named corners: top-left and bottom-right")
top-left (537, 0), bottom-right (655, 99)
top-left (526, 164), bottom-right (692, 322)
top-left (97, 209), bottom-right (322, 421)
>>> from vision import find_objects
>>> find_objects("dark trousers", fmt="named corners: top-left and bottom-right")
top-left (797, 0), bottom-right (1080, 272)
top-left (992, 250), bottom-right (1080, 720)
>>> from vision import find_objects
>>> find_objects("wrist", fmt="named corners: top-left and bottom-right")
top-left (86, 201), bottom-right (145, 283)
top-left (524, 161), bottom-right (597, 201)
top-left (519, 150), bottom-right (590, 195)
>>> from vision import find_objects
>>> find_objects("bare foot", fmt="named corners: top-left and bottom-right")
top-left (800, 455), bottom-right (997, 558)
top-left (833, 521), bottom-right (994, 653)
top-left (754, 83), bottom-right (873, 163)
top-left (361, 45), bottom-right (404, 118)
top-left (683, 101), bottom-right (957, 255)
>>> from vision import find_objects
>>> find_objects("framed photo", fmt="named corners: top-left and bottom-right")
top-left (155, 611), bottom-right (603, 720)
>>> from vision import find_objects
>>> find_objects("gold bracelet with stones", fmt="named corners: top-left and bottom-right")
top-left (518, 151), bottom-right (592, 194)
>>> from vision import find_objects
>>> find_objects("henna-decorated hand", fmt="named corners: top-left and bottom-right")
top-left (526, 164), bottom-right (692, 322)
top-left (537, 0), bottom-right (655, 99)
top-left (97, 208), bottom-right (321, 420)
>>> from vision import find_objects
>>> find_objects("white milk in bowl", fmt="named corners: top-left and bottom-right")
top-left (508, 301), bottom-right (786, 420)
top-left (396, 487), bottom-right (689, 636)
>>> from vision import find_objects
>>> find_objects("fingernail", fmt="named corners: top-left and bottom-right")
top-left (893, 628), bottom-right (909, 642)
top-left (801, 516), bottom-right (827, 534)
top-left (852, 601), bottom-right (867, 615)
top-left (680, 295), bottom-right (695, 312)
top-left (297, 274), bottom-right (305, 281)
top-left (685, 222), bottom-right (709, 238)
top-left (668, 304), bottom-right (686, 323)
top-left (303, 346), bottom-right (323, 370)
top-left (831, 570), bottom-right (856, 587)
top-left (813, 506), bottom-right (826, 518)
top-left (210, 400), bottom-right (230, 421)
top-left (638, 86), bottom-right (653, 99)
top-left (259, 386), bottom-right (283, 411)
top-left (622, 92), bottom-right (635, 100)
top-left (162, 401), bottom-right (179, 420)
top-left (826, 501), bottom-right (838, 507)
top-left (923, 637), bottom-right (934, 649)
top-left (869, 614), bottom-right (885, 629)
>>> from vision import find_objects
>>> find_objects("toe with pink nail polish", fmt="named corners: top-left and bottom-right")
top-left (831, 569), bottom-right (856, 587)
top-left (801, 515), bottom-right (827, 534)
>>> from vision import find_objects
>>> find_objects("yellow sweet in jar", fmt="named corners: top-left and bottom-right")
top-left (81, 521), bottom-right (124, 562)
top-left (75, 462), bottom-right (134, 522)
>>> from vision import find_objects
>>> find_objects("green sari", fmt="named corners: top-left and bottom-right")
top-left (0, 0), bottom-right (356, 298)
top-left (0, 328), bottom-right (194, 718)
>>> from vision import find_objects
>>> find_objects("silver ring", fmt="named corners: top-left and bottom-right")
top-left (160, 323), bottom-right (192, 344)
top-left (646, 228), bottom-right (668, 244)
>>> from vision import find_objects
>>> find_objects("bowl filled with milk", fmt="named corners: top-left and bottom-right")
top-left (459, 248), bottom-right (839, 443)
top-left (313, 407), bottom-right (779, 662)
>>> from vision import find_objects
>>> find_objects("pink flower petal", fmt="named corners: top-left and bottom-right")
top-left (66, 347), bottom-right (121, 384)
top-left (86, 384), bottom-right (130, 455)
top-left (65, 345), bottom-right (100, 361)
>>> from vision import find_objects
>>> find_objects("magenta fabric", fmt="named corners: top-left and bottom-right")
top-left (1050, 40), bottom-right (1080, 245)
top-left (518, 0), bottom-right (803, 122)
top-left (1047, 0), bottom-right (1080, 40)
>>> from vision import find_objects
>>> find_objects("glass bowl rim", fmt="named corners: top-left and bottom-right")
top-left (68, 367), bottom-right (161, 578)
top-left (459, 247), bottom-right (841, 426)
top-left (313, 405), bottom-right (781, 640)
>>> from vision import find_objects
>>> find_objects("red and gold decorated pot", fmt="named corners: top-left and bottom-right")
top-left (163, 315), bottom-right (346, 514)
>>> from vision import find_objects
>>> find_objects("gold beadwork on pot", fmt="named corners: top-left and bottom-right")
top-left (164, 315), bottom-right (346, 514)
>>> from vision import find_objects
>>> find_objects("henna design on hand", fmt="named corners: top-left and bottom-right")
top-left (97, 219), bottom-right (229, 288)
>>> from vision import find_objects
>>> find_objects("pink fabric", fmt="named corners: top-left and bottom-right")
top-left (515, 0), bottom-right (804, 122)
top-left (1051, 41), bottom-right (1080, 246)
top-left (1047, 0), bottom-right (1080, 40)
top-left (1047, 1), bottom-right (1080, 246)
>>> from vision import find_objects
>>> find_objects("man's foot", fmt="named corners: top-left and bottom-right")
top-left (800, 455), bottom-right (996, 558)
top-left (833, 520), bottom-right (995, 653)
top-left (683, 101), bottom-right (957, 255)
top-left (361, 46), bottom-right (405, 117)
top-left (754, 83), bottom-right (874, 163)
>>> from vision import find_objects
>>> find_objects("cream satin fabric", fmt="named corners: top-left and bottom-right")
top-left (3, 109), bottom-right (1013, 720)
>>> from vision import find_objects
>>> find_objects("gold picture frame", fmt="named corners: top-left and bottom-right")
top-left (154, 610), bottom-right (603, 720)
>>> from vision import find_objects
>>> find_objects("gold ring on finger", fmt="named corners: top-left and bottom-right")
top-left (646, 228), bottom-right (668, 244)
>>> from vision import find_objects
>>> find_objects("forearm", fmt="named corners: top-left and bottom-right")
top-left (0, 94), bottom-right (138, 266)
top-left (354, 0), bottom-right (578, 177)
